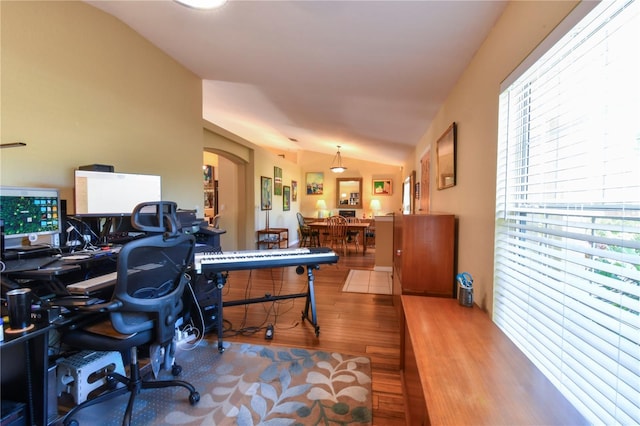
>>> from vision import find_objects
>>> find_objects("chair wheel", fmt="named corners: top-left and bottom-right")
top-left (172, 364), bottom-right (182, 376)
top-left (65, 420), bottom-right (79, 426)
top-left (105, 375), bottom-right (118, 389)
top-left (189, 391), bottom-right (200, 405)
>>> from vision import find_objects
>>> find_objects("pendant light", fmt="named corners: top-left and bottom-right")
top-left (330, 146), bottom-right (347, 173)
top-left (175, 0), bottom-right (227, 10)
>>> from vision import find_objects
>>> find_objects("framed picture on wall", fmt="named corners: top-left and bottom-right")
top-left (372, 179), bottom-right (392, 195)
top-left (274, 166), bottom-right (283, 196)
top-left (283, 186), bottom-right (291, 211)
top-left (261, 176), bottom-right (272, 210)
top-left (291, 180), bottom-right (298, 202)
top-left (306, 172), bottom-right (324, 195)
top-left (203, 165), bottom-right (213, 186)
top-left (436, 122), bottom-right (457, 190)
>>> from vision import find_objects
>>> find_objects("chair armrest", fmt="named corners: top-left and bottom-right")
top-left (77, 300), bottom-right (123, 313)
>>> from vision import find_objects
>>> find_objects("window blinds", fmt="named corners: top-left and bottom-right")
top-left (494, 1), bottom-right (640, 424)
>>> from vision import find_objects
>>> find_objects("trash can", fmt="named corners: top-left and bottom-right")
top-left (456, 272), bottom-right (473, 307)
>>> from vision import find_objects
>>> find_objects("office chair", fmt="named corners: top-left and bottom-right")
top-left (59, 201), bottom-right (200, 426)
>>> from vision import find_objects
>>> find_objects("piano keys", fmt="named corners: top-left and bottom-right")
top-left (194, 247), bottom-right (339, 274)
top-left (193, 247), bottom-right (338, 351)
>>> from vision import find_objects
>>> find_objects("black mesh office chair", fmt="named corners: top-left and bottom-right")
top-left (60, 201), bottom-right (200, 426)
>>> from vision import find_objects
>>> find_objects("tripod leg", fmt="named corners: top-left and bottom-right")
top-left (214, 272), bottom-right (226, 352)
top-left (301, 265), bottom-right (320, 336)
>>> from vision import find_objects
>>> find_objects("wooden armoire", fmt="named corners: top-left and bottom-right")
top-left (392, 213), bottom-right (456, 298)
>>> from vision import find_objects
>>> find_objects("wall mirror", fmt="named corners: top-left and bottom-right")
top-left (336, 178), bottom-right (363, 209)
top-left (436, 122), bottom-right (457, 190)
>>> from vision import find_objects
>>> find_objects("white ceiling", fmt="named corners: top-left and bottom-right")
top-left (87, 0), bottom-right (507, 166)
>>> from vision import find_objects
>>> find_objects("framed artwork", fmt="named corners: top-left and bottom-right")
top-left (419, 147), bottom-right (430, 211)
top-left (306, 172), bottom-right (324, 195)
top-left (436, 122), bottom-right (457, 190)
top-left (260, 176), bottom-right (272, 210)
top-left (274, 166), bottom-right (283, 196)
top-left (402, 171), bottom-right (416, 214)
top-left (203, 165), bottom-right (213, 186)
top-left (283, 186), bottom-right (291, 211)
top-left (372, 179), bottom-right (392, 195)
top-left (291, 180), bottom-right (298, 202)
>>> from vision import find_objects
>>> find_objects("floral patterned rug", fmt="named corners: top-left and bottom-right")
top-left (66, 341), bottom-right (373, 425)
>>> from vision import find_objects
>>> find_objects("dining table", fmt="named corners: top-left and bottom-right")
top-left (308, 220), bottom-right (371, 254)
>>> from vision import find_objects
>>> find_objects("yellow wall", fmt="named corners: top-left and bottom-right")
top-left (408, 0), bottom-right (579, 314)
top-left (0, 1), bottom-right (203, 214)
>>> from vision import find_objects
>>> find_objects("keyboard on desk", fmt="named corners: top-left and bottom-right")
top-left (66, 271), bottom-right (118, 295)
top-left (2, 256), bottom-right (59, 273)
top-left (65, 263), bottom-right (154, 295)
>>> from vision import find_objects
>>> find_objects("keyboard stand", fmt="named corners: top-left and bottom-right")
top-left (202, 264), bottom-right (322, 352)
top-left (301, 265), bottom-right (320, 337)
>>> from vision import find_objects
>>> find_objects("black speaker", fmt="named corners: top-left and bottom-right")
top-left (79, 164), bottom-right (114, 172)
top-left (59, 199), bottom-right (68, 247)
top-left (1, 219), bottom-right (5, 260)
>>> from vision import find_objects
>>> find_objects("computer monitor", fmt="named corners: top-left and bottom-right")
top-left (0, 186), bottom-right (61, 248)
top-left (74, 170), bottom-right (162, 217)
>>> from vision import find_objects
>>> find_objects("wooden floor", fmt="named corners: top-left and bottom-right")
top-left (200, 246), bottom-right (406, 425)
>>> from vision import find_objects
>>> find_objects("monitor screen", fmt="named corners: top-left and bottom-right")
top-left (74, 170), bottom-right (162, 216)
top-left (0, 186), bottom-right (61, 239)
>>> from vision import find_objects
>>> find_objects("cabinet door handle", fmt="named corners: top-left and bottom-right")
top-left (396, 250), bottom-right (402, 256)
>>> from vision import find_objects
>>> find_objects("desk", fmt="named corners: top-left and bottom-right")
top-left (1, 252), bottom-right (121, 425)
top-left (401, 296), bottom-right (586, 425)
top-left (1, 322), bottom-right (55, 425)
top-left (308, 221), bottom-right (370, 254)
top-left (256, 228), bottom-right (288, 249)
top-left (5, 251), bottom-right (119, 297)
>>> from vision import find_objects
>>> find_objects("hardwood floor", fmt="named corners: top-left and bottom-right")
top-left (200, 246), bottom-right (406, 425)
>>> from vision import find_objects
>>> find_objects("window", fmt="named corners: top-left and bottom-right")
top-left (494, 1), bottom-right (640, 424)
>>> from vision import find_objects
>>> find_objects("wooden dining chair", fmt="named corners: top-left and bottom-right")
top-left (327, 215), bottom-right (349, 256)
top-left (345, 217), bottom-right (361, 254)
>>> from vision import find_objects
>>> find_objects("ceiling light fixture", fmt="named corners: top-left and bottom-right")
top-left (174, 0), bottom-right (227, 10)
top-left (330, 146), bottom-right (347, 173)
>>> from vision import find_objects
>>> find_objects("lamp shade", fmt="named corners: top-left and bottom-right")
top-left (370, 199), bottom-right (381, 215)
top-left (316, 199), bottom-right (327, 218)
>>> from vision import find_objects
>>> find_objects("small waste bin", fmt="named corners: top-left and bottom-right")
top-left (456, 272), bottom-right (473, 307)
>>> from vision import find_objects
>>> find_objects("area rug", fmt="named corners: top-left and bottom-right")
top-left (63, 341), bottom-right (373, 425)
top-left (342, 269), bottom-right (392, 295)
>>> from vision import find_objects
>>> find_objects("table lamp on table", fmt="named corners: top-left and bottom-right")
top-left (370, 199), bottom-right (381, 217)
top-left (316, 199), bottom-right (327, 218)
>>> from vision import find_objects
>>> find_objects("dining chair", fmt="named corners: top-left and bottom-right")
top-left (327, 215), bottom-right (349, 256)
top-left (345, 217), bottom-right (361, 254)
top-left (296, 212), bottom-right (319, 247)
top-left (365, 219), bottom-right (376, 247)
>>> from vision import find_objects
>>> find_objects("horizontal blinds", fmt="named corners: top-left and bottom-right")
top-left (494, 1), bottom-right (640, 424)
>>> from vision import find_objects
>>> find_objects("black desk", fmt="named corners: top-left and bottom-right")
top-left (1, 252), bottom-right (120, 425)
top-left (1, 322), bottom-right (55, 425)
top-left (4, 250), bottom-right (119, 296)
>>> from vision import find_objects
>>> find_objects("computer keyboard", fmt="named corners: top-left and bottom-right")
top-left (66, 272), bottom-right (118, 295)
top-left (2, 256), bottom-right (60, 273)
